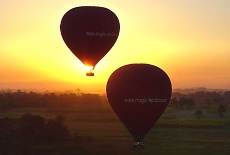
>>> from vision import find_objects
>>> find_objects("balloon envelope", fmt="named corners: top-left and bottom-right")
top-left (106, 64), bottom-right (172, 142)
top-left (60, 6), bottom-right (120, 69)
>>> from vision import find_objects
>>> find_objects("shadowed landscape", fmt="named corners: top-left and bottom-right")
top-left (0, 88), bottom-right (230, 155)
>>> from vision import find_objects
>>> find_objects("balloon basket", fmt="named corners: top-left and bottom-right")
top-left (132, 142), bottom-right (144, 149)
top-left (86, 72), bottom-right (94, 76)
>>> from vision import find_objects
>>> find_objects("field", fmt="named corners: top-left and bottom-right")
top-left (1, 105), bottom-right (230, 155)
top-left (1, 93), bottom-right (230, 155)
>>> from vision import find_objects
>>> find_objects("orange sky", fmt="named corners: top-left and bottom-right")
top-left (0, 0), bottom-right (230, 93)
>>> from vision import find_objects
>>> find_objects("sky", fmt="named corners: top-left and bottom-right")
top-left (0, 0), bottom-right (230, 93)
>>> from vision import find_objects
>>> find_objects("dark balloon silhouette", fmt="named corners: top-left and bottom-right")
top-left (106, 64), bottom-right (172, 144)
top-left (60, 6), bottom-right (120, 76)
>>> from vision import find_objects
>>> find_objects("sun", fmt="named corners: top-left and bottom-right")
top-left (82, 65), bottom-right (93, 72)
top-left (81, 64), bottom-right (95, 76)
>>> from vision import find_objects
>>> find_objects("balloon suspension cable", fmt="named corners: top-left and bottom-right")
top-left (86, 66), bottom-right (95, 76)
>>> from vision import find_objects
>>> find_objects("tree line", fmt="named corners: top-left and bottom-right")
top-left (0, 89), bottom-right (230, 118)
top-left (0, 114), bottom-right (69, 150)
top-left (0, 89), bottom-right (230, 111)
top-left (0, 113), bottom-right (93, 153)
top-left (170, 90), bottom-right (230, 108)
top-left (170, 90), bottom-right (230, 118)
top-left (0, 90), bottom-right (101, 112)
top-left (2, 114), bottom-right (69, 140)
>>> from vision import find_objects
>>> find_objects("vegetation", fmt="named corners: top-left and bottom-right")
top-left (1, 113), bottom-right (69, 141)
top-left (0, 89), bottom-right (230, 154)
top-left (194, 109), bottom-right (203, 119)
top-left (217, 104), bottom-right (227, 118)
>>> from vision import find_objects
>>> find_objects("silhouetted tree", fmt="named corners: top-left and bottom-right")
top-left (194, 109), bottom-right (203, 119)
top-left (55, 115), bottom-right (65, 122)
top-left (223, 91), bottom-right (230, 104)
top-left (170, 97), bottom-right (179, 108)
top-left (19, 114), bottom-right (69, 142)
top-left (19, 114), bottom-right (46, 141)
top-left (179, 97), bottom-right (186, 109)
top-left (186, 97), bottom-right (195, 109)
top-left (212, 97), bottom-right (224, 105)
top-left (205, 98), bottom-right (212, 107)
top-left (217, 104), bottom-right (227, 118)
top-left (178, 97), bottom-right (195, 109)
top-left (45, 118), bottom-right (69, 141)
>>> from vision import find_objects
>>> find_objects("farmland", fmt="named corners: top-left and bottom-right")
top-left (0, 90), bottom-right (230, 154)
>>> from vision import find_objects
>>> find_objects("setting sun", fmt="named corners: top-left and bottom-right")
top-left (82, 65), bottom-right (94, 73)
top-left (81, 64), bottom-right (95, 76)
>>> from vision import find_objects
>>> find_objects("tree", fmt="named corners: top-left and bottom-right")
top-left (55, 115), bottom-right (65, 122)
top-left (44, 115), bottom-right (69, 141)
top-left (179, 97), bottom-right (187, 109)
top-left (205, 98), bottom-right (212, 107)
top-left (19, 114), bottom-right (69, 142)
top-left (186, 97), bottom-right (195, 109)
top-left (19, 114), bottom-right (46, 141)
top-left (217, 104), bottom-right (227, 118)
top-left (194, 109), bottom-right (203, 120)
top-left (178, 97), bottom-right (195, 109)
top-left (223, 91), bottom-right (230, 104)
top-left (169, 97), bottom-right (179, 107)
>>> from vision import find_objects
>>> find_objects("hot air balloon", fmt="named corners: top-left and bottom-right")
top-left (106, 64), bottom-right (172, 147)
top-left (60, 6), bottom-right (120, 76)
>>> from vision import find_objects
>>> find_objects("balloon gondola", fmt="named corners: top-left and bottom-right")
top-left (106, 64), bottom-right (172, 147)
top-left (60, 6), bottom-right (120, 76)
top-left (133, 141), bottom-right (144, 149)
